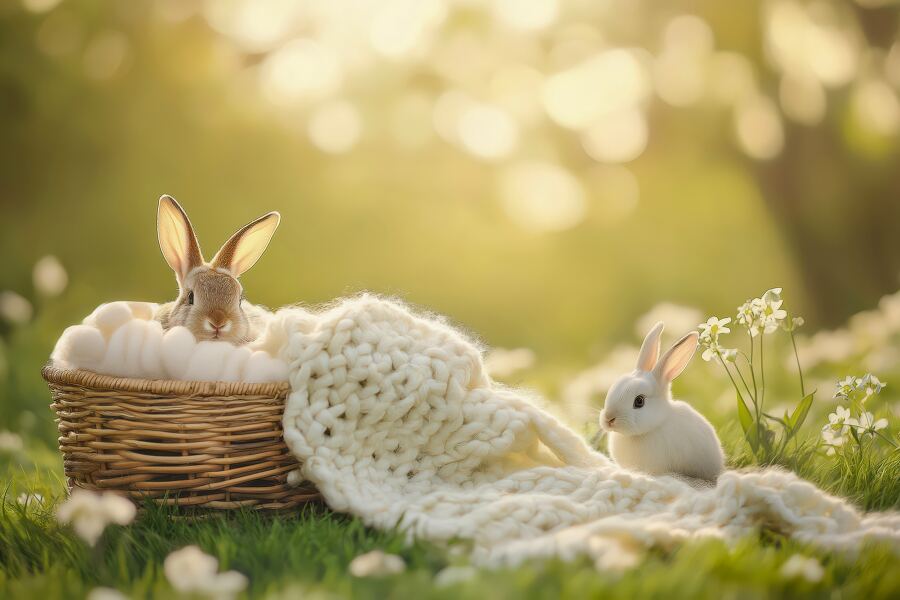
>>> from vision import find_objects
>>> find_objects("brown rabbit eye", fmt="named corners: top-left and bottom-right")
top-left (187, 291), bottom-right (194, 305)
top-left (633, 395), bottom-right (645, 409)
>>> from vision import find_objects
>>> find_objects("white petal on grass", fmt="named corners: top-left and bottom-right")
top-left (498, 162), bottom-right (586, 233)
top-left (348, 550), bottom-right (406, 577)
top-left (86, 588), bottom-right (128, 600)
top-left (33, 255), bottom-right (68, 297)
top-left (491, 0), bottom-right (558, 32)
top-left (164, 545), bottom-right (248, 599)
top-left (0, 430), bottom-right (24, 452)
top-left (307, 100), bottom-right (362, 154)
top-left (457, 103), bottom-right (519, 160)
top-left (781, 554), bottom-right (825, 582)
top-left (0, 291), bottom-right (33, 324)
top-left (581, 108), bottom-right (648, 163)
top-left (259, 39), bottom-right (342, 107)
top-left (733, 95), bottom-right (784, 160)
top-left (851, 79), bottom-right (900, 136)
top-left (542, 49), bottom-right (650, 130)
top-left (779, 72), bottom-right (826, 125)
top-left (56, 490), bottom-right (136, 547)
top-left (17, 493), bottom-right (44, 505)
top-left (484, 348), bottom-right (536, 379)
top-left (434, 565), bottom-right (478, 587)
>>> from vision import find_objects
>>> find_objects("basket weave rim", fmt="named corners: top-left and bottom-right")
top-left (41, 365), bottom-right (291, 397)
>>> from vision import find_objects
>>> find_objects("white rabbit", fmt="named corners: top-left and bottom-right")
top-left (599, 321), bottom-right (725, 482)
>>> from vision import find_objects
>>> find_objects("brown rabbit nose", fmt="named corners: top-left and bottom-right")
top-left (606, 417), bottom-right (616, 427)
top-left (206, 310), bottom-right (231, 335)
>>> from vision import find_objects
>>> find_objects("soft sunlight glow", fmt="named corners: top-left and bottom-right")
top-left (852, 79), bottom-right (900, 135)
top-left (259, 39), bottom-right (343, 106)
top-left (390, 92), bottom-right (434, 148)
top-left (489, 65), bottom-right (544, 124)
top-left (20, 0), bottom-right (61, 14)
top-left (83, 32), bottom-right (130, 81)
top-left (457, 103), bottom-right (519, 160)
top-left (542, 49), bottom-right (650, 130)
top-left (204, 0), bottom-right (300, 53)
top-left (581, 108), bottom-right (648, 164)
top-left (307, 100), bottom-right (363, 154)
top-left (734, 94), bottom-right (784, 160)
top-left (779, 72), bottom-right (826, 125)
top-left (369, 0), bottom-right (446, 58)
top-left (765, 0), bottom-right (859, 88)
top-left (35, 11), bottom-right (82, 58)
top-left (491, 0), bottom-right (559, 32)
top-left (707, 52), bottom-right (757, 106)
top-left (498, 161), bottom-right (586, 233)
top-left (587, 165), bottom-right (640, 224)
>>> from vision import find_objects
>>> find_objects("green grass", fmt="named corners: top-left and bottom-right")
top-left (2, 436), bottom-right (899, 600)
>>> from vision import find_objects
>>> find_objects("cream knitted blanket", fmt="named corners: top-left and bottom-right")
top-left (276, 296), bottom-right (900, 566)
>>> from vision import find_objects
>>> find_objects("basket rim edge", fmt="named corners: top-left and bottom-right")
top-left (41, 365), bottom-right (291, 397)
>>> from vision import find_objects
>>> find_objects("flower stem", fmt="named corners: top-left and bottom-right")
top-left (789, 331), bottom-right (806, 397)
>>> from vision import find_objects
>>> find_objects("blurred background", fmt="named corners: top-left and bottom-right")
top-left (2, 0), bottom-right (900, 443)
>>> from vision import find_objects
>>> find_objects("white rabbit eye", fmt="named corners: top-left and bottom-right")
top-left (187, 291), bottom-right (194, 305)
top-left (633, 394), bottom-right (645, 409)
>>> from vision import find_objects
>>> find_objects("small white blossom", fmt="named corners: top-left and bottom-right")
top-left (17, 492), bottom-right (43, 506)
top-left (434, 565), bottom-right (478, 587)
top-left (834, 373), bottom-right (886, 403)
top-left (33, 255), bottom-right (68, 297)
top-left (0, 430), bottom-right (24, 452)
top-left (699, 316), bottom-right (731, 340)
top-left (0, 291), bottom-right (33, 324)
top-left (86, 588), bottom-right (128, 600)
top-left (164, 545), bottom-right (248, 600)
top-left (856, 411), bottom-right (888, 437)
top-left (736, 288), bottom-right (789, 336)
top-left (56, 490), bottom-right (136, 547)
top-left (782, 315), bottom-right (805, 332)
top-left (781, 554), bottom-right (824, 582)
top-left (349, 550), bottom-right (406, 577)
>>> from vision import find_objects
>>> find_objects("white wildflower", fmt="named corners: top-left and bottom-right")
top-left (781, 554), bottom-right (824, 582)
top-left (33, 255), bottom-right (68, 297)
top-left (86, 588), bottom-right (128, 600)
top-left (699, 316), bottom-right (732, 340)
top-left (483, 347), bottom-right (536, 379)
top-left (56, 490), bottom-right (136, 547)
top-left (0, 430), bottom-right (24, 452)
top-left (834, 373), bottom-right (886, 403)
top-left (736, 288), bottom-right (788, 336)
top-left (17, 492), bottom-right (43, 505)
top-left (822, 406), bottom-right (854, 455)
top-left (856, 411), bottom-right (888, 437)
top-left (0, 291), bottom-right (33, 324)
top-left (782, 314), bottom-right (805, 332)
top-left (434, 565), bottom-right (478, 587)
top-left (348, 550), bottom-right (406, 577)
top-left (164, 545), bottom-right (248, 600)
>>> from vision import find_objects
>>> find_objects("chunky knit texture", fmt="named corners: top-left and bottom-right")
top-left (278, 295), bottom-right (900, 566)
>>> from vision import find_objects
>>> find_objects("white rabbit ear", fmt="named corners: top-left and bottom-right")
top-left (211, 211), bottom-right (280, 277)
top-left (636, 321), bottom-right (664, 371)
top-left (158, 195), bottom-right (204, 283)
top-left (653, 332), bottom-right (698, 383)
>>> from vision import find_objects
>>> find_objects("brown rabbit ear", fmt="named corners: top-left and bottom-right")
top-left (158, 195), bottom-right (204, 283)
top-left (211, 212), bottom-right (281, 277)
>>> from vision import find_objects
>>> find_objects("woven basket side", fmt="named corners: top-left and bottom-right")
top-left (45, 368), bottom-right (318, 511)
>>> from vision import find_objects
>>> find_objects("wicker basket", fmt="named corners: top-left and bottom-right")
top-left (42, 366), bottom-right (319, 511)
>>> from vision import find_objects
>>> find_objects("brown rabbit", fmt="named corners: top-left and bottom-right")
top-left (154, 195), bottom-right (280, 344)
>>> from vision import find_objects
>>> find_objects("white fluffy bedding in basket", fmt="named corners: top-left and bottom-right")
top-left (50, 301), bottom-right (288, 383)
